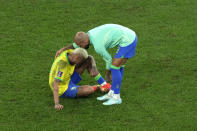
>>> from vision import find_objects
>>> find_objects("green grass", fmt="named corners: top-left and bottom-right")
top-left (1, 0), bottom-right (197, 130)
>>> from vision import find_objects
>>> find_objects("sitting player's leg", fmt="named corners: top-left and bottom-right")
top-left (76, 85), bottom-right (96, 97)
top-left (60, 79), bottom-right (99, 98)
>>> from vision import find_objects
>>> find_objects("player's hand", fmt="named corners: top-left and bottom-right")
top-left (105, 70), bottom-right (112, 83)
top-left (54, 103), bottom-right (64, 110)
top-left (55, 48), bottom-right (64, 59)
top-left (90, 66), bottom-right (98, 77)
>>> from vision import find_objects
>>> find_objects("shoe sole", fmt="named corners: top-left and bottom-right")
top-left (97, 97), bottom-right (110, 101)
top-left (103, 100), bottom-right (122, 105)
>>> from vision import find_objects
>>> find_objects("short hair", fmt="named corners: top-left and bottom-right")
top-left (73, 48), bottom-right (88, 59)
top-left (74, 32), bottom-right (89, 44)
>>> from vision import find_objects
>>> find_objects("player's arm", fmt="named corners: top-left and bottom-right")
top-left (53, 79), bottom-right (64, 110)
top-left (95, 48), bottom-right (112, 82)
top-left (53, 60), bottom-right (67, 110)
top-left (55, 44), bottom-right (74, 58)
top-left (88, 55), bottom-right (99, 77)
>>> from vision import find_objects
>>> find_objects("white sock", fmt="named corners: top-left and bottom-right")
top-left (108, 90), bottom-right (114, 97)
top-left (113, 94), bottom-right (120, 100)
top-left (101, 82), bottom-right (106, 86)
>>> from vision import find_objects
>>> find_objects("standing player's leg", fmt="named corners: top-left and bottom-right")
top-left (97, 36), bottom-right (137, 105)
top-left (97, 58), bottom-right (127, 104)
top-left (110, 58), bottom-right (127, 94)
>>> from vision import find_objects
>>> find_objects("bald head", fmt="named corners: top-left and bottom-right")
top-left (74, 32), bottom-right (90, 49)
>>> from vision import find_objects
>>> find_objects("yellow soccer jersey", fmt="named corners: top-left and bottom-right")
top-left (49, 49), bottom-right (75, 96)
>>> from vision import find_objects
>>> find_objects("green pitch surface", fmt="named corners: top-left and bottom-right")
top-left (1, 0), bottom-right (197, 130)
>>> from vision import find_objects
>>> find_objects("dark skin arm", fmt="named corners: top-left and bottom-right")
top-left (88, 55), bottom-right (99, 77)
top-left (75, 55), bottom-right (99, 77)
top-left (53, 79), bottom-right (64, 110)
top-left (55, 44), bottom-right (74, 58)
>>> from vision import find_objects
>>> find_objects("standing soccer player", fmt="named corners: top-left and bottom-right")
top-left (56, 24), bottom-right (137, 105)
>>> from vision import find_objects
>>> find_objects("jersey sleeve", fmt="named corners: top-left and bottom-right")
top-left (95, 47), bottom-right (112, 70)
top-left (54, 60), bottom-right (67, 81)
top-left (73, 43), bottom-right (79, 49)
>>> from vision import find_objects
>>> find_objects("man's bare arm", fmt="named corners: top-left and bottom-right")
top-left (87, 55), bottom-right (99, 77)
top-left (53, 79), bottom-right (64, 110)
top-left (55, 44), bottom-right (74, 58)
top-left (88, 55), bottom-right (96, 67)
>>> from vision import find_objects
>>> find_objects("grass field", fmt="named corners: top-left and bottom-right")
top-left (1, 0), bottom-right (197, 130)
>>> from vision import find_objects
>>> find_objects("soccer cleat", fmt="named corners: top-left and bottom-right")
top-left (97, 94), bottom-right (112, 101)
top-left (103, 98), bottom-right (122, 105)
top-left (100, 83), bottom-right (111, 92)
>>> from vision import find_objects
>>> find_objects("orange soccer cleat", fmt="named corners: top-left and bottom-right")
top-left (100, 83), bottom-right (111, 92)
top-left (91, 85), bottom-right (101, 92)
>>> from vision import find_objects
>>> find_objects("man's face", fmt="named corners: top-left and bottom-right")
top-left (76, 41), bottom-right (90, 49)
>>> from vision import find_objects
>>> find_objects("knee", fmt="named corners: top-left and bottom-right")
top-left (112, 58), bottom-right (127, 67)
top-left (112, 61), bottom-right (121, 67)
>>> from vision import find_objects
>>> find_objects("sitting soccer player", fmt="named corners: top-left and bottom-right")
top-left (49, 48), bottom-right (110, 110)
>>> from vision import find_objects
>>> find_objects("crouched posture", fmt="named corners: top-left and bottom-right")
top-left (49, 48), bottom-right (110, 110)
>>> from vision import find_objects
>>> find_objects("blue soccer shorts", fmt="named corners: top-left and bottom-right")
top-left (115, 36), bottom-right (137, 59)
top-left (60, 71), bottom-right (82, 98)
